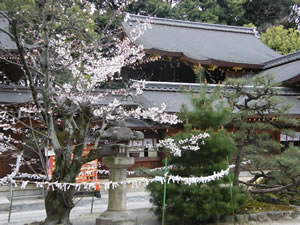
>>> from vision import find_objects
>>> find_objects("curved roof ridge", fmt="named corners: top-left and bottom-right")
top-left (141, 80), bottom-right (298, 96)
top-left (126, 13), bottom-right (257, 35)
top-left (264, 50), bottom-right (300, 69)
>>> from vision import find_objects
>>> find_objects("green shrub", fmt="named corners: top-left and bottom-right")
top-left (147, 87), bottom-right (247, 224)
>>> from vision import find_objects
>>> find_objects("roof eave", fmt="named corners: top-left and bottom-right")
top-left (145, 48), bottom-right (264, 69)
top-left (263, 51), bottom-right (300, 69)
top-left (282, 75), bottom-right (300, 87)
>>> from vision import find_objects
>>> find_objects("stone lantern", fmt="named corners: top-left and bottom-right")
top-left (96, 120), bottom-right (144, 225)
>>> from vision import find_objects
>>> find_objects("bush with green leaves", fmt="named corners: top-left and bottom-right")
top-left (261, 25), bottom-right (300, 54)
top-left (147, 87), bottom-right (247, 224)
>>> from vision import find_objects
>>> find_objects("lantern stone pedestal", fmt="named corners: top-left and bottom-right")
top-left (96, 156), bottom-right (136, 225)
top-left (96, 120), bottom-right (143, 225)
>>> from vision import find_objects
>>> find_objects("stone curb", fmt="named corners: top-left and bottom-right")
top-left (222, 210), bottom-right (300, 224)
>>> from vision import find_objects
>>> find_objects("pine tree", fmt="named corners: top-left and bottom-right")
top-left (224, 75), bottom-right (300, 193)
top-left (148, 87), bottom-right (247, 225)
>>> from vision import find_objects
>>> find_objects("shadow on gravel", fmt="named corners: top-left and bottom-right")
top-left (69, 208), bottom-right (159, 225)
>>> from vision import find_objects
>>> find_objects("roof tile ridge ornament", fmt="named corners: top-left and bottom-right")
top-left (263, 50), bottom-right (300, 69)
top-left (139, 80), bottom-right (298, 96)
top-left (126, 13), bottom-right (256, 35)
top-left (141, 80), bottom-right (217, 92)
top-left (253, 27), bottom-right (260, 38)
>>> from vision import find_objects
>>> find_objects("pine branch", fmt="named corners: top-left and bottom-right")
top-left (245, 180), bottom-right (300, 194)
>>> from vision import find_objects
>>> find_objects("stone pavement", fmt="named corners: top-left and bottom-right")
top-left (0, 191), bottom-right (159, 225)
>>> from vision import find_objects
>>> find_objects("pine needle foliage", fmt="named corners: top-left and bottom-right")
top-left (148, 86), bottom-right (247, 225)
top-left (224, 75), bottom-right (300, 192)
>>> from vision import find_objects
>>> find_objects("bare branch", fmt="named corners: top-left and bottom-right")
top-left (239, 180), bottom-right (281, 188)
top-left (246, 180), bottom-right (300, 194)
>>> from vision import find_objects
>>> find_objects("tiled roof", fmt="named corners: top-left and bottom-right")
top-left (0, 16), bottom-right (17, 50)
top-left (141, 81), bottom-right (300, 114)
top-left (258, 51), bottom-right (300, 85)
top-left (142, 81), bottom-right (299, 96)
top-left (259, 60), bottom-right (300, 85)
top-left (0, 84), bottom-right (33, 103)
top-left (127, 14), bottom-right (256, 35)
top-left (263, 50), bottom-right (300, 69)
top-left (122, 14), bottom-right (281, 67)
top-left (0, 15), bottom-right (33, 51)
top-left (1, 82), bottom-right (298, 115)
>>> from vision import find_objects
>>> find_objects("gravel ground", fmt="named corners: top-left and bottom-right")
top-left (259, 222), bottom-right (300, 225)
top-left (0, 191), bottom-right (299, 225)
top-left (69, 208), bottom-right (159, 225)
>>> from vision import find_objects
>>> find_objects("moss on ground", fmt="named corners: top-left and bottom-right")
top-left (237, 199), bottom-right (295, 214)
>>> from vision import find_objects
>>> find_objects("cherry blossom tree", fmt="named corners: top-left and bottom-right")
top-left (0, 1), bottom-right (181, 224)
top-left (0, 1), bottom-right (248, 224)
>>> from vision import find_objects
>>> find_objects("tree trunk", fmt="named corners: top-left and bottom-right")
top-left (43, 188), bottom-right (75, 225)
top-left (233, 145), bottom-right (243, 186)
